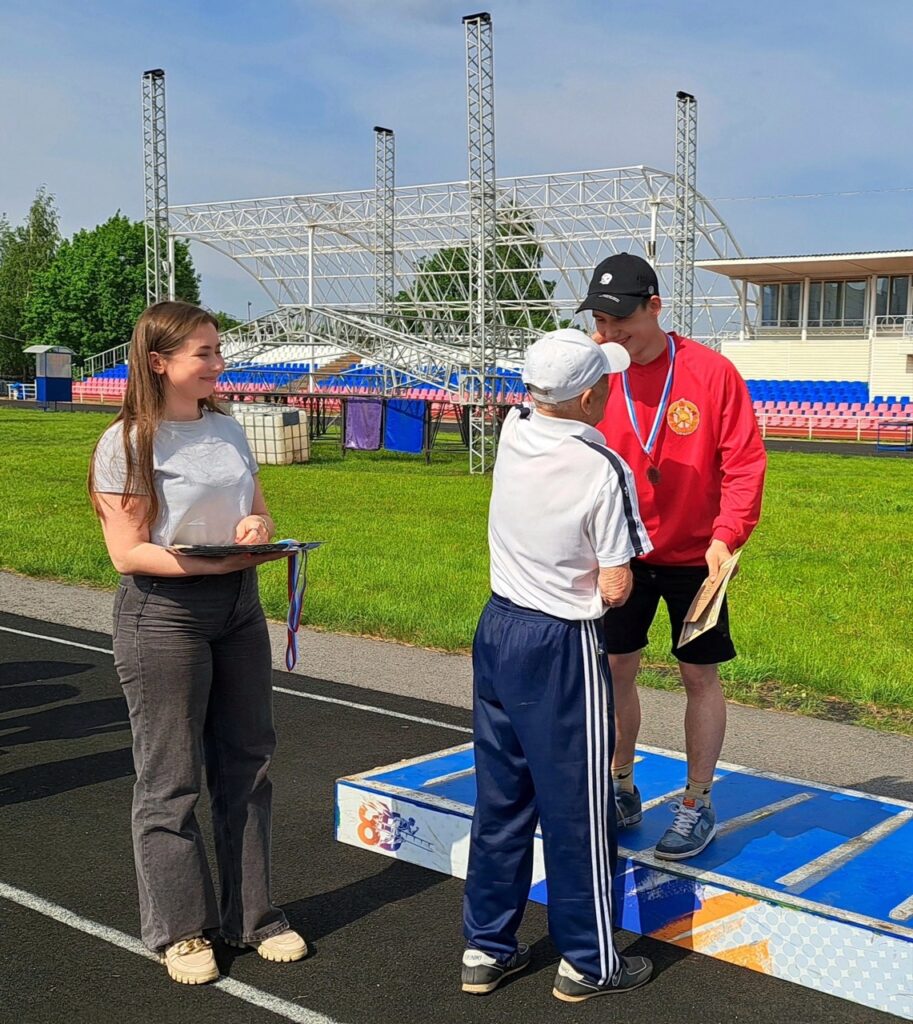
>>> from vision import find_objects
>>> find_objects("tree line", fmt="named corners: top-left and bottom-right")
top-left (1, 190), bottom-right (560, 379)
top-left (0, 189), bottom-right (239, 378)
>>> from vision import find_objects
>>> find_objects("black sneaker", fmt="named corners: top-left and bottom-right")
top-left (615, 784), bottom-right (643, 828)
top-left (461, 943), bottom-right (531, 994)
top-left (552, 955), bottom-right (653, 1002)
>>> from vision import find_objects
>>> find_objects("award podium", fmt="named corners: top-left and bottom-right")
top-left (337, 742), bottom-right (912, 1017)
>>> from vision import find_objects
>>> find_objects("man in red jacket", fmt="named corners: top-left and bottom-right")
top-left (576, 252), bottom-right (766, 860)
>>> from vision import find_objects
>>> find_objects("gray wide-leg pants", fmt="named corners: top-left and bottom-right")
top-left (113, 568), bottom-right (289, 952)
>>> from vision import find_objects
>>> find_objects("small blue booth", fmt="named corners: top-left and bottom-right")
top-left (23, 345), bottom-right (76, 406)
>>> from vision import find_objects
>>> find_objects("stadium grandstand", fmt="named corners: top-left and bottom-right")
top-left (61, 248), bottom-right (913, 444)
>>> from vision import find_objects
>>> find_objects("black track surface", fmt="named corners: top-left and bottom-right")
top-left (0, 611), bottom-right (903, 1023)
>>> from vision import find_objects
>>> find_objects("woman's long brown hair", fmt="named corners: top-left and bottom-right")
top-left (88, 301), bottom-right (223, 526)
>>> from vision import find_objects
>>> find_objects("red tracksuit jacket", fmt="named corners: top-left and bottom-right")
top-left (597, 333), bottom-right (766, 566)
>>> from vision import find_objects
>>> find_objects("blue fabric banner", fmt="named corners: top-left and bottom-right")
top-left (384, 399), bottom-right (426, 454)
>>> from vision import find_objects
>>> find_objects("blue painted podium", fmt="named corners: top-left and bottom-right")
top-left (336, 743), bottom-right (913, 1018)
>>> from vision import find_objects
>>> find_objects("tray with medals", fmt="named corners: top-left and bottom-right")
top-left (170, 540), bottom-right (323, 557)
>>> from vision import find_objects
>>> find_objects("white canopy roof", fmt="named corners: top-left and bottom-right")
top-left (697, 251), bottom-right (913, 283)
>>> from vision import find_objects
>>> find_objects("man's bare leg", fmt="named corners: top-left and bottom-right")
top-left (608, 651), bottom-right (642, 769)
top-left (678, 661), bottom-right (726, 788)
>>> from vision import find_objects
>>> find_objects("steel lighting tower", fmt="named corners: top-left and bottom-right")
top-left (373, 126), bottom-right (395, 313)
top-left (142, 68), bottom-right (171, 306)
top-left (463, 11), bottom-right (497, 473)
top-left (673, 90), bottom-right (697, 337)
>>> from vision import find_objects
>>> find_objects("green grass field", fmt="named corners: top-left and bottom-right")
top-left (1, 406), bottom-right (911, 731)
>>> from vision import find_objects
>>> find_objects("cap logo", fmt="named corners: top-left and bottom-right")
top-left (648, 285), bottom-right (655, 295)
top-left (600, 272), bottom-right (613, 285)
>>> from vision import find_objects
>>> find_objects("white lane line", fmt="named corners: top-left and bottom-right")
top-left (0, 881), bottom-right (340, 1024)
top-left (889, 894), bottom-right (913, 922)
top-left (0, 625), bottom-right (470, 735)
top-left (271, 688), bottom-right (470, 734)
top-left (0, 625), bottom-right (113, 655)
top-left (777, 809), bottom-right (913, 893)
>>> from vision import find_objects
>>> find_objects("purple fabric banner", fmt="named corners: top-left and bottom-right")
top-left (344, 398), bottom-right (383, 450)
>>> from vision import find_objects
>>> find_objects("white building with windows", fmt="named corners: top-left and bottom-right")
top-left (698, 252), bottom-right (913, 399)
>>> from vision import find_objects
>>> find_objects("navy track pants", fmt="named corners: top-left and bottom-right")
top-left (463, 593), bottom-right (620, 984)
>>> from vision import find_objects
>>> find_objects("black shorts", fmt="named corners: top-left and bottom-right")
top-left (602, 560), bottom-right (736, 665)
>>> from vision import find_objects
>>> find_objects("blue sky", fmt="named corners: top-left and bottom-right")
top-left (3, 0), bottom-right (913, 317)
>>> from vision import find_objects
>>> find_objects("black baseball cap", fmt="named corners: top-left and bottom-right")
top-left (575, 253), bottom-right (659, 318)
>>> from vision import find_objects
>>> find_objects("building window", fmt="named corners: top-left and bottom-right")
top-left (890, 276), bottom-right (910, 317)
top-left (808, 281), bottom-right (822, 326)
top-left (843, 280), bottom-right (866, 326)
top-left (875, 277), bottom-right (890, 317)
top-left (781, 283), bottom-right (801, 326)
top-left (822, 281), bottom-right (842, 324)
top-left (875, 276), bottom-right (909, 319)
top-left (760, 282), bottom-right (800, 326)
top-left (761, 284), bottom-right (779, 326)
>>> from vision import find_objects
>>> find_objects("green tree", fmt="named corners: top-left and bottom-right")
top-left (0, 187), bottom-right (61, 376)
top-left (23, 213), bottom-right (200, 360)
top-left (394, 201), bottom-right (557, 330)
top-left (214, 310), bottom-right (242, 332)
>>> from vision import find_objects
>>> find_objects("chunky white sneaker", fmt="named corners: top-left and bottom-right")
top-left (161, 936), bottom-right (219, 985)
top-left (227, 929), bottom-right (308, 962)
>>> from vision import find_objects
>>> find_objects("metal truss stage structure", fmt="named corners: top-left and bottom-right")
top-left (170, 164), bottom-right (744, 344)
top-left (142, 15), bottom-right (747, 470)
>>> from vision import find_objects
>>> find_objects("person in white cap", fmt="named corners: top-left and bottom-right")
top-left (460, 329), bottom-right (654, 1003)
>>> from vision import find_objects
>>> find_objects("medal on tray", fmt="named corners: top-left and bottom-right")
top-left (622, 334), bottom-right (675, 487)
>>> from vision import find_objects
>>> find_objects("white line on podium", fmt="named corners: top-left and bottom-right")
top-left (777, 810), bottom-right (913, 894)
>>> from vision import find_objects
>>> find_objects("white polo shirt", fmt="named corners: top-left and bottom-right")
top-left (489, 406), bottom-right (652, 620)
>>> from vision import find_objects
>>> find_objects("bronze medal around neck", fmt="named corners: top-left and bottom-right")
top-left (646, 465), bottom-right (662, 485)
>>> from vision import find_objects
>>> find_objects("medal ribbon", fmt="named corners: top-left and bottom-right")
top-left (285, 546), bottom-right (310, 671)
top-left (621, 333), bottom-right (676, 459)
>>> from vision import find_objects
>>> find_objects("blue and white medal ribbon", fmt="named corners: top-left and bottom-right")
top-left (286, 546), bottom-right (308, 671)
top-left (621, 333), bottom-right (676, 483)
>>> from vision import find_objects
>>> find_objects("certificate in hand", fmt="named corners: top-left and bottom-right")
top-left (678, 549), bottom-right (742, 648)
top-left (170, 540), bottom-right (323, 557)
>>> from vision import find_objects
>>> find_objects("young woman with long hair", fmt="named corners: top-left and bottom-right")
top-left (89, 301), bottom-right (307, 985)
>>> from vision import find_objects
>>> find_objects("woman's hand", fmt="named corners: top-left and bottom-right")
top-left (235, 514), bottom-right (273, 545)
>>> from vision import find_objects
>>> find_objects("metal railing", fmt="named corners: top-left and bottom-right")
top-left (82, 342), bottom-right (131, 379)
top-left (755, 410), bottom-right (913, 443)
top-left (2, 381), bottom-right (37, 400)
top-left (872, 314), bottom-right (913, 337)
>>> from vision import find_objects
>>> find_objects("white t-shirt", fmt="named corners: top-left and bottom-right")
top-left (92, 411), bottom-right (258, 547)
top-left (489, 406), bottom-right (652, 620)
